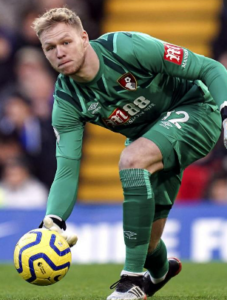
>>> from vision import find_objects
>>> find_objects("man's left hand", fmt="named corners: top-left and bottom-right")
top-left (40, 216), bottom-right (78, 247)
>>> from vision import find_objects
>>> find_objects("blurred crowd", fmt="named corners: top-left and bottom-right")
top-left (0, 0), bottom-right (104, 208)
top-left (0, 0), bottom-right (227, 208)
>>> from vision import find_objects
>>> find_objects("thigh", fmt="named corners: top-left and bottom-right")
top-left (142, 102), bottom-right (222, 171)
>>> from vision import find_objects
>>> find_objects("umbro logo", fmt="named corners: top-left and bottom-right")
top-left (124, 231), bottom-right (137, 240)
top-left (88, 102), bottom-right (101, 114)
top-left (88, 102), bottom-right (99, 111)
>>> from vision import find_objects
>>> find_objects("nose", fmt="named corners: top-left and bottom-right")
top-left (56, 46), bottom-right (65, 59)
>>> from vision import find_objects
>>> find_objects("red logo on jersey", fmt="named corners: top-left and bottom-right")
top-left (118, 73), bottom-right (137, 91)
top-left (164, 44), bottom-right (184, 65)
top-left (103, 108), bottom-right (130, 126)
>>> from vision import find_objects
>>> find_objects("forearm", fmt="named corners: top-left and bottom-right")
top-left (199, 57), bottom-right (227, 109)
top-left (46, 156), bottom-right (81, 221)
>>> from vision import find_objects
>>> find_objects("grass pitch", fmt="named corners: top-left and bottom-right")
top-left (1, 262), bottom-right (227, 300)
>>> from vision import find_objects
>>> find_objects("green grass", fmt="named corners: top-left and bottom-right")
top-left (1, 262), bottom-right (227, 300)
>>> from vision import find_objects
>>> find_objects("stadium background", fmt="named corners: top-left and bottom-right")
top-left (0, 0), bottom-right (227, 264)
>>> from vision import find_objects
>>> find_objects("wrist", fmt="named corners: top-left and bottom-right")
top-left (39, 215), bottom-right (66, 230)
top-left (46, 214), bottom-right (62, 221)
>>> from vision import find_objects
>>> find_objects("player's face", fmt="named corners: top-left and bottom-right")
top-left (40, 23), bottom-right (88, 76)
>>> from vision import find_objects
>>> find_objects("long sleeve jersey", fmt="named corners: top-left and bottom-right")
top-left (46, 31), bottom-right (227, 220)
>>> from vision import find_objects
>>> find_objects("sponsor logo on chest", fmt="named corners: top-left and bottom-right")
top-left (103, 108), bottom-right (130, 126)
top-left (103, 96), bottom-right (155, 127)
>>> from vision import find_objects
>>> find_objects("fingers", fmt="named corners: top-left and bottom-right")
top-left (224, 133), bottom-right (227, 148)
top-left (68, 235), bottom-right (78, 247)
top-left (223, 120), bottom-right (227, 148)
top-left (42, 216), bottom-right (78, 247)
top-left (223, 119), bottom-right (227, 148)
top-left (224, 140), bottom-right (227, 149)
top-left (61, 232), bottom-right (78, 247)
top-left (43, 216), bottom-right (78, 247)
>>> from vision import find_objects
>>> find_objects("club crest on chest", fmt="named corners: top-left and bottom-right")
top-left (117, 73), bottom-right (137, 91)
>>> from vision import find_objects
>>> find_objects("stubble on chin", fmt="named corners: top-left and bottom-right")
top-left (55, 61), bottom-right (84, 77)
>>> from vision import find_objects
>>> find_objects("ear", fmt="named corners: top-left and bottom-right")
top-left (81, 30), bottom-right (89, 48)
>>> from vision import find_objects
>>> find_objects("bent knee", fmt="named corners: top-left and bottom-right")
top-left (119, 146), bottom-right (163, 172)
top-left (119, 149), bottom-right (138, 170)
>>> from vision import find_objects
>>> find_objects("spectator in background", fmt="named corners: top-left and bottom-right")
top-left (11, 46), bottom-right (57, 187)
top-left (212, 0), bottom-right (227, 62)
top-left (15, 47), bottom-right (54, 120)
top-left (0, 94), bottom-right (42, 155)
top-left (0, 156), bottom-right (47, 209)
top-left (0, 133), bottom-right (23, 174)
top-left (0, 28), bottom-right (16, 92)
top-left (0, 2), bottom-right (42, 96)
top-left (205, 173), bottom-right (227, 203)
top-left (13, 47), bottom-right (55, 119)
top-left (12, 4), bottom-right (42, 52)
top-left (0, 46), bottom-right (55, 116)
top-left (0, 93), bottom-right (56, 188)
top-left (212, 0), bottom-right (227, 71)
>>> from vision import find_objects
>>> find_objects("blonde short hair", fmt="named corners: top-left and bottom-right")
top-left (32, 7), bottom-right (83, 38)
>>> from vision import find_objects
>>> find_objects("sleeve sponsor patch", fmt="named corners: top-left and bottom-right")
top-left (164, 43), bottom-right (184, 65)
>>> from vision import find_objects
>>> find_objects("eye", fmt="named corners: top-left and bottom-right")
top-left (46, 46), bottom-right (55, 52)
top-left (63, 41), bottom-right (70, 45)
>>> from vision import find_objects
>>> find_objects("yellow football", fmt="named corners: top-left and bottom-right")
top-left (14, 229), bottom-right (71, 286)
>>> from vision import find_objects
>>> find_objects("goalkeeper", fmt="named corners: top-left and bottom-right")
top-left (33, 7), bottom-right (227, 300)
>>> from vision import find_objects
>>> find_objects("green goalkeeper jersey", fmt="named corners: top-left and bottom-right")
top-left (47, 31), bottom-right (227, 220)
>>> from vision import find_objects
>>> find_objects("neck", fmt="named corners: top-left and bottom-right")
top-left (70, 44), bottom-right (99, 83)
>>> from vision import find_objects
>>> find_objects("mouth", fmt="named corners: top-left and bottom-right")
top-left (58, 60), bottom-right (72, 67)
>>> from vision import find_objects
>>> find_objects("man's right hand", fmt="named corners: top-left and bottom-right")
top-left (223, 119), bottom-right (227, 149)
top-left (40, 216), bottom-right (78, 247)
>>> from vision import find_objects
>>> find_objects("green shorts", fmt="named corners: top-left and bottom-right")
top-left (126, 100), bottom-right (222, 221)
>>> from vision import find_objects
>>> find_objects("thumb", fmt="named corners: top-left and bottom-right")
top-left (43, 216), bottom-right (54, 228)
